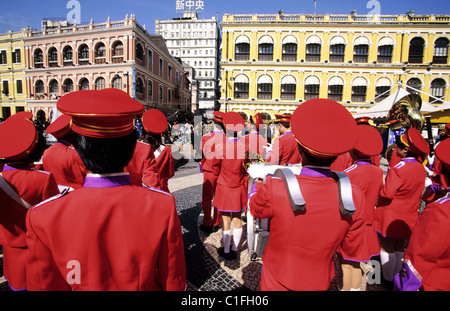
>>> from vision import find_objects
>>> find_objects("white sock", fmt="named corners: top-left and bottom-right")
top-left (395, 251), bottom-right (405, 275)
top-left (380, 250), bottom-right (396, 281)
top-left (350, 287), bottom-right (361, 291)
top-left (232, 228), bottom-right (243, 251)
top-left (222, 230), bottom-right (231, 253)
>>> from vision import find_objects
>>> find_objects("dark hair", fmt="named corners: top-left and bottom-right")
top-left (146, 133), bottom-right (162, 150)
top-left (278, 121), bottom-right (290, 129)
top-left (19, 131), bottom-right (47, 164)
top-left (298, 145), bottom-right (337, 167)
top-left (74, 130), bottom-right (137, 174)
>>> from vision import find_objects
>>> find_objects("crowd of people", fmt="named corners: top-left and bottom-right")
top-left (0, 88), bottom-right (449, 291)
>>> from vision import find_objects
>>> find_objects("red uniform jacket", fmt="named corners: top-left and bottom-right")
top-left (374, 158), bottom-right (426, 239)
top-left (42, 142), bottom-right (86, 189)
top-left (248, 166), bottom-right (366, 290)
top-left (266, 131), bottom-right (302, 165)
top-left (239, 132), bottom-right (268, 160)
top-left (213, 138), bottom-right (247, 212)
top-left (345, 161), bottom-right (384, 259)
top-left (154, 145), bottom-right (175, 193)
top-left (0, 164), bottom-right (59, 290)
top-left (200, 131), bottom-right (225, 175)
top-left (25, 173), bottom-right (186, 291)
top-left (125, 141), bottom-right (160, 188)
top-left (403, 194), bottom-right (450, 291)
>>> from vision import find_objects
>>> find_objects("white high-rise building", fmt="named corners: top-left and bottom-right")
top-left (156, 11), bottom-right (221, 116)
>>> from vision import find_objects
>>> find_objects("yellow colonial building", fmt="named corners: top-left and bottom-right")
top-left (0, 29), bottom-right (28, 120)
top-left (219, 12), bottom-right (450, 122)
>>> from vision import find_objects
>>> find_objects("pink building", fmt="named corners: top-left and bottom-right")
top-left (23, 15), bottom-right (191, 122)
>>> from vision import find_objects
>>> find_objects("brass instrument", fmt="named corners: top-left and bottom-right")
top-left (385, 93), bottom-right (426, 160)
top-left (386, 93), bottom-right (425, 131)
top-left (243, 151), bottom-right (265, 171)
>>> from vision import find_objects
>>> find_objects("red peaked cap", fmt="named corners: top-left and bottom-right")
top-left (0, 118), bottom-right (38, 161)
top-left (354, 125), bottom-right (383, 158)
top-left (254, 113), bottom-right (264, 129)
top-left (142, 109), bottom-right (168, 134)
top-left (401, 128), bottom-right (430, 156)
top-left (291, 98), bottom-right (358, 158)
top-left (223, 111), bottom-right (245, 133)
top-left (45, 114), bottom-right (72, 139)
top-left (213, 111), bottom-right (225, 123)
top-left (436, 138), bottom-right (450, 171)
top-left (9, 111), bottom-right (33, 121)
top-left (275, 114), bottom-right (292, 124)
top-left (57, 89), bottom-right (144, 138)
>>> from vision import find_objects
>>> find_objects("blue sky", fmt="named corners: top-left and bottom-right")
top-left (1, 0), bottom-right (449, 34)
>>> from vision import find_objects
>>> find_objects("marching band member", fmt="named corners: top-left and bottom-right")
top-left (248, 99), bottom-right (367, 291)
top-left (26, 89), bottom-right (186, 290)
top-left (213, 112), bottom-right (247, 260)
top-left (199, 111), bottom-right (226, 234)
top-left (340, 125), bottom-right (384, 291)
top-left (142, 109), bottom-right (174, 193)
top-left (0, 117), bottom-right (60, 291)
top-left (240, 113), bottom-right (267, 160)
top-left (373, 128), bottom-right (430, 288)
top-left (394, 138), bottom-right (450, 291)
top-left (42, 114), bottom-right (87, 190)
top-left (265, 114), bottom-right (301, 165)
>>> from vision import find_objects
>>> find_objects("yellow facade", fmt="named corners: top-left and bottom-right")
top-left (0, 29), bottom-right (28, 120)
top-left (220, 13), bottom-right (450, 121)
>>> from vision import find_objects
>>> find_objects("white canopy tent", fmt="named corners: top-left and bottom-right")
top-left (353, 86), bottom-right (440, 119)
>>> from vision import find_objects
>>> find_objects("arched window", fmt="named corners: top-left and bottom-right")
top-left (78, 44), bottom-right (89, 65)
top-left (112, 76), bottom-right (122, 90)
top-left (258, 36), bottom-right (274, 61)
top-left (408, 37), bottom-right (425, 64)
top-left (95, 42), bottom-right (106, 64)
top-left (34, 49), bottom-right (43, 68)
top-left (329, 36), bottom-right (345, 63)
top-left (280, 75), bottom-right (297, 100)
top-left (304, 75), bottom-right (320, 100)
top-left (433, 37), bottom-right (449, 64)
top-left (351, 77), bottom-right (368, 102)
top-left (257, 74), bottom-right (273, 99)
top-left (282, 36), bottom-right (297, 61)
top-left (95, 77), bottom-right (106, 90)
top-left (305, 35), bottom-right (321, 62)
top-left (328, 76), bottom-right (344, 102)
top-left (136, 78), bottom-right (144, 94)
top-left (430, 78), bottom-right (446, 104)
top-left (234, 74), bottom-right (249, 99)
top-left (35, 80), bottom-right (44, 94)
top-left (79, 78), bottom-right (89, 90)
top-left (375, 78), bottom-right (392, 102)
top-left (49, 79), bottom-right (59, 94)
top-left (63, 46), bottom-right (73, 66)
top-left (406, 78), bottom-right (422, 95)
top-left (353, 37), bottom-right (369, 63)
top-left (112, 41), bottom-right (124, 63)
top-left (235, 36), bottom-right (250, 61)
top-left (48, 47), bottom-right (58, 67)
top-left (63, 79), bottom-right (74, 93)
top-left (136, 43), bottom-right (144, 66)
top-left (377, 37), bottom-right (394, 63)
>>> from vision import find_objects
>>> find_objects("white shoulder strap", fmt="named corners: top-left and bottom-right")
top-left (153, 145), bottom-right (165, 159)
top-left (332, 171), bottom-right (356, 216)
top-left (273, 168), bottom-right (306, 212)
top-left (0, 173), bottom-right (33, 210)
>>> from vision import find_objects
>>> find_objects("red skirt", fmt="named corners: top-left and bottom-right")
top-left (373, 207), bottom-right (418, 239)
top-left (213, 183), bottom-right (246, 213)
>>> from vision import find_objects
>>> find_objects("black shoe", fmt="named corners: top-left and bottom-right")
top-left (218, 247), bottom-right (237, 260)
top-left (199, 225), bottom-right (212, 234)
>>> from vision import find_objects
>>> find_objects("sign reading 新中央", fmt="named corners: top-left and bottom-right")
top-left (176, 0), bottom-right (205, 14)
